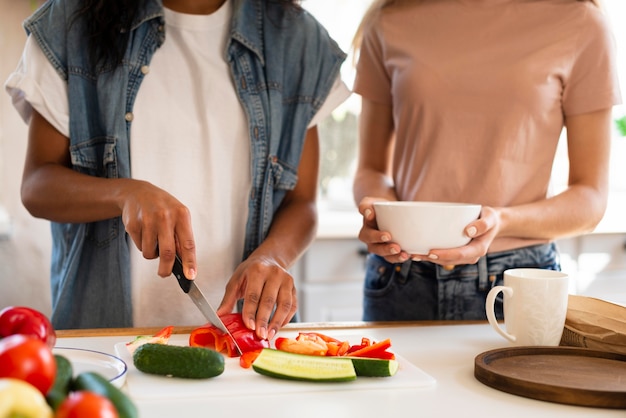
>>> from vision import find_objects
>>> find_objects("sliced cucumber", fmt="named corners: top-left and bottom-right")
top-left (349, 357), bottom-right (399, 377)
top-left (252, 348), bottom-right (356, 382)
top-left (132, 343), bottom-right (225, 379)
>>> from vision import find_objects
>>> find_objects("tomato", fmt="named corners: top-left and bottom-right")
top-left (0, 306), bottom-right (57, 349)
top-left (56, 391), bottom-right (119, 418)
top-left (0, 334), bottom-right (56, 394)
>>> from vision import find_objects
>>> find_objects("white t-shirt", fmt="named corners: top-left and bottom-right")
top-left (5, 1), bottom-right (350, 326)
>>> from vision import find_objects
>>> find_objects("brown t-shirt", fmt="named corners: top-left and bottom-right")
top-left (353, 0), bottom-right (622, 252)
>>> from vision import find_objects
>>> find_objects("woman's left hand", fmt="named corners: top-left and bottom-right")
top-left (412, 206), bottom-right (501, 266)
top-left (217, 255), bottom-right (297, 341)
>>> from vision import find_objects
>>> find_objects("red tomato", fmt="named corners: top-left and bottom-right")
top-left (0, 334), bottom-right (56, 394)
top-left (56, 391), bottom-right (119, 418)
top-left (0, 306), bottom-right (57, 349)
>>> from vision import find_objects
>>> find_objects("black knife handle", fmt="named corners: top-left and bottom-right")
top-left (172, 255), bottom-right (191, 294)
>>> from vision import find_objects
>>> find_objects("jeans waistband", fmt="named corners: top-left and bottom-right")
top-left (396, 242), bottom-right (559, 292)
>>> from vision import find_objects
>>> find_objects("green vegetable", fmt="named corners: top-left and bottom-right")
top-left (252, 348), bottom-right (357, 382)
top-left (72, 371), bottom-right (138, 418)
top-left (45, 354), bottom-right (73, 410)
top-left (132, 343), bottom-right (225, 379)
top-left (349, 357), bottom-right (399, 377)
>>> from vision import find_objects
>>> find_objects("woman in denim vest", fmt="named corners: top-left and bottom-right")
top-left (6, 0), bottom-right (349, 334)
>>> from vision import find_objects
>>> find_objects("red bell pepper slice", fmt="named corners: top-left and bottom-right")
top-left (346, 338), bottom-right (395, 360)
top-left (239, 349), bottom-right (262, 369)
top-left (274, 334), bottom-right (328, 356)
top-left (189, 313), bottom-right (269, 357)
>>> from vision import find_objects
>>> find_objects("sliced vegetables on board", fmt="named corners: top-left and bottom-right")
top-left (274, 333), bottom-right (396, 360)
top-left (251, 348), bottom-right (400, 381)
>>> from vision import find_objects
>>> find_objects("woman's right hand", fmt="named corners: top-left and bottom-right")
top-left (120, 180), bottom-right (197, 280)
top-left (357, 196), bottom-right (410, 264)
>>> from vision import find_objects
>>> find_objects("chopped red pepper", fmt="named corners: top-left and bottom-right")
top-left (273, 332), bottom-right (395, 360)
top-left (189, 313), bottom-right (269, 357)
top-left (346, 338), bottom-right (394, 359)
top-left (239, 349), bottom-right (262, 369)
top-left (274, 334), bottom-right (328, 356)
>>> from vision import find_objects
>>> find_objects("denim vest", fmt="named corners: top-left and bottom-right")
top-left (24, 0), bottom-right (346, 329)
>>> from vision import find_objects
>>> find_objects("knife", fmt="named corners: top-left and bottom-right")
top-left (172, 255), bottom-right (243, 355)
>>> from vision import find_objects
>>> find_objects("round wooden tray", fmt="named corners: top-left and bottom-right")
top-left (474, 346), bottom-right (626, 409)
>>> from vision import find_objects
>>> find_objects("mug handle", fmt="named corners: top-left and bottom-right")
top-left (485, 285), bottom-right (516, 343)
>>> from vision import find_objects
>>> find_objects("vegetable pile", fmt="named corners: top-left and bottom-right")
top-left (126, 314), bottom-right (399, 382)
top-left (0, 305), bottom-right (137, 418)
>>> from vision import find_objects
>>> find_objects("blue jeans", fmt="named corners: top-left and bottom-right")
top-left (362, 243), bottom-right (561, 321)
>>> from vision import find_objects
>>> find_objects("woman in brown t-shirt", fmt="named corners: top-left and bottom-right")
top-left (352, 0), bottom-right (622, 320)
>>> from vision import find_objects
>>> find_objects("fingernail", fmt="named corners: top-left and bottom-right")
top-left (364, 209), bottom-right (372, 219)
top-left (390, 247), bottom-right (399, 255)
top-left (248, 319), bottom-right (256, 331)
top-left (428, 254), bottom-right (439, 260)
top-left (259, 326), bottom-right (267, 340)
top-left (267, 329), bottom-right (276, 340)
top-left (188, 268), bottom-right (197, 280)
top-left (467, 226), bottom-right (477, 237)
top-left (381, 234), bottom-right (390, 242)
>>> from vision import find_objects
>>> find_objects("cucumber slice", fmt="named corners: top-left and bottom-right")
top-left (252, 348), bottom-right (357, 382)
top-left (350, 357), bottom-right (399, 377)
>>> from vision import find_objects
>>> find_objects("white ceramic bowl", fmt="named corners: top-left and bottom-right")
top-left (373, 201), bottom-right (482, 255)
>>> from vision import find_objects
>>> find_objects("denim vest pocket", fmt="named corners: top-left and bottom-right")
top-left (268, 156), bottom-right (298, 191)
top-left (69, 137), bottom-right (120, 246)
top-left (69, 136), bottom-right (119, 179)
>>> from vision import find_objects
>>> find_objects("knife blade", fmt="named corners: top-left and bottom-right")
top-left (172, 255), bottom-right (243, 355)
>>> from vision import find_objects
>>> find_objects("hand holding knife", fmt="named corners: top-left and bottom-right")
top-left (171, 255), bottom-right (243, 355)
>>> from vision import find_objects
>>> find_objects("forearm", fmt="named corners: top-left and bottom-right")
top-left (498, 109), bottom-right (612, 241)
top-left (250, 196), bottom-right (318, 271)
top-left (21, 164), bottom-right (133, 223)
top-left (353, 168), bottom-right (397, 205)
top-left (498, 183), bottom-right (608, 241)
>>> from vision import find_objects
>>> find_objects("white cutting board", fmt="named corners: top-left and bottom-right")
top-left (114, 334), bottom-right (436, 399)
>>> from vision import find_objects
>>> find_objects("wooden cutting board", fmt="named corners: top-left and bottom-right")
top-left (114, 334), bottom-right (436, 399)
top-left (474, 346), bottom-right (626, 409)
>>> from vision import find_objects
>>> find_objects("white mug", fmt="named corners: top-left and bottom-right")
top-left (485, 268), bottom-right (569, 346)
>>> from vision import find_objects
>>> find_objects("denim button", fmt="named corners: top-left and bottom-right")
top-left (141, 65), bottom-right (150, 75)
top-left (124, 112), bottom-right (134, 122)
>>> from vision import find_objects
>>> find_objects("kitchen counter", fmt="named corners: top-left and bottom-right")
top-left (56, 322), bottom-right (624, 418)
